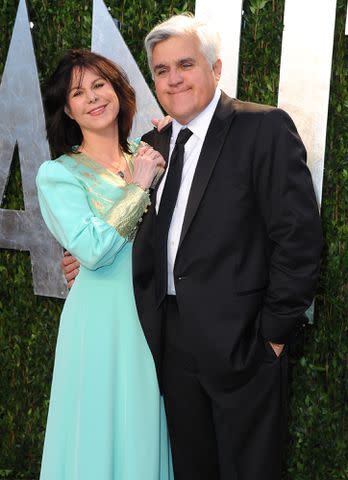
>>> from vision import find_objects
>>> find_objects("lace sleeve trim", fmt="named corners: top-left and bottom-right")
top-left (103, 183), bottom-right (151, 240)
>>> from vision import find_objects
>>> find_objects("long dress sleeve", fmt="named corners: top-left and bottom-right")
top-left (36, 160), bottom-right (150, 270)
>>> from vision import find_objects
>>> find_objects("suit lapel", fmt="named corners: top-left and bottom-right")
top-left (151, 124), bottom-right (172, 197)
top-left (143, 123), bottom-right (172, 215)
top-left (178, 93), bottom-right (237, 249)
top-left (151, 123), bottom-right (172, 168)
top-left (134, 122), bottom-right (172, 288)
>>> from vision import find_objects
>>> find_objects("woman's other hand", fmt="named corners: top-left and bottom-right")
top-left (151, 115), bottom-right (172, 132)
top-left (61, 251), bottom-right (80, 288)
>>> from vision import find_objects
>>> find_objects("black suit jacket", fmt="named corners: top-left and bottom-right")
top-left (133, 91), bottom-right (323, 386)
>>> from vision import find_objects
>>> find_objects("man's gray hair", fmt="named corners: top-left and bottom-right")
top-left (144, 13), bottom-right (221, 75)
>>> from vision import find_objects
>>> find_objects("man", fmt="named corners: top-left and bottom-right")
top-left (64, 14), bottom-right (322, 480)
top-left (134, 13), bottom-right (323, 480)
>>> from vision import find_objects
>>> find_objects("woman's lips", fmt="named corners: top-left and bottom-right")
top-left (88, 104), bottom-right (107, 115)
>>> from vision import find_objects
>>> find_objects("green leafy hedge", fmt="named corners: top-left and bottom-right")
top-left (0, 0), bottom-right (347, 478)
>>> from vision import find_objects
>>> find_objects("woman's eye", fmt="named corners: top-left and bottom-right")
top-left (95, 82), bottom-right (105, 88)
top-left (72, 90), bottom-right (82, 97)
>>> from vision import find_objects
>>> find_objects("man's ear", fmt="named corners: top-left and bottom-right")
top-left (64, 105), bottom-right (73, 120)
top-left (213, 59), bottom-right (222, 82)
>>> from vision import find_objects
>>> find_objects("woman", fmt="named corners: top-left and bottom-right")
top-left (36, 49), bottom-right (173, 479)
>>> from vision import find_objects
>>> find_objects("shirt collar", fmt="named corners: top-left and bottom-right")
top-left (171, 88), bottom-right (221, 143)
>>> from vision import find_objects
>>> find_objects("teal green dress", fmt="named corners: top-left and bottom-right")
top-left (36, 145), bottom-right (173, 480)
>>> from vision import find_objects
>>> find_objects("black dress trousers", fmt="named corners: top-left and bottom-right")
top-left (162, 296), bottom-right (288, 480)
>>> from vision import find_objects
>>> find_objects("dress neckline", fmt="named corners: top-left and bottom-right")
top-left (69, 150), bottom-right (134, 184)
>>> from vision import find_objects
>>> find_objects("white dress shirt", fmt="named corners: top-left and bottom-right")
top-left (155, 88), bottom-right (221, 294)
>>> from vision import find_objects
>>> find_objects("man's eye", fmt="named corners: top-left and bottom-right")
top-left (156, 69), bottom-right (167, 76)
top-left (182, 63), bottom-right (193, 69)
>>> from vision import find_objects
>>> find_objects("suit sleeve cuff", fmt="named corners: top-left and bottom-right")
top-left (260, 310), bottom-right (309, 344)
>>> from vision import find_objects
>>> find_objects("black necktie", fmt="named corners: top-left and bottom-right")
top-left (155, 128), bottom-right (193, 304)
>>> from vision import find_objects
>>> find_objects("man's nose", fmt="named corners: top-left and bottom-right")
top-left (167, 68), bottom-right (183, 86)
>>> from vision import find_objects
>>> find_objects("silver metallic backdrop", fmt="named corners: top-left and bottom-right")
top-left (195, 0), bottom-right (243, 98)
top-left (92, 0), bottom-right (163, 139)
top-left (277, 0), bottom-right (337, 204)
top-left (0, 0), bottom-right (344, 298)
top-left (195, 0), bottom-right (337, 206)
top-left (0, 0), bottom-right (67, 298)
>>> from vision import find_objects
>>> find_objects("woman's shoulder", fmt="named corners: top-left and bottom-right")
top-left (36, 154), bottom-right (78, 186)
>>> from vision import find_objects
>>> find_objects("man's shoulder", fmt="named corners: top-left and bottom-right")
top-left (225, 94), bottom-right (276, 116)
top-left (141, 123), bottom-right (172, 147)
top-left (141, 128), bottom-right (155, 144)
top-left (220, 93), bottom-right (293, 130)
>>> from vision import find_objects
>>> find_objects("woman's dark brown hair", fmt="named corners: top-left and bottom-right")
top-left (45, 49), bottom-right (136, 156)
